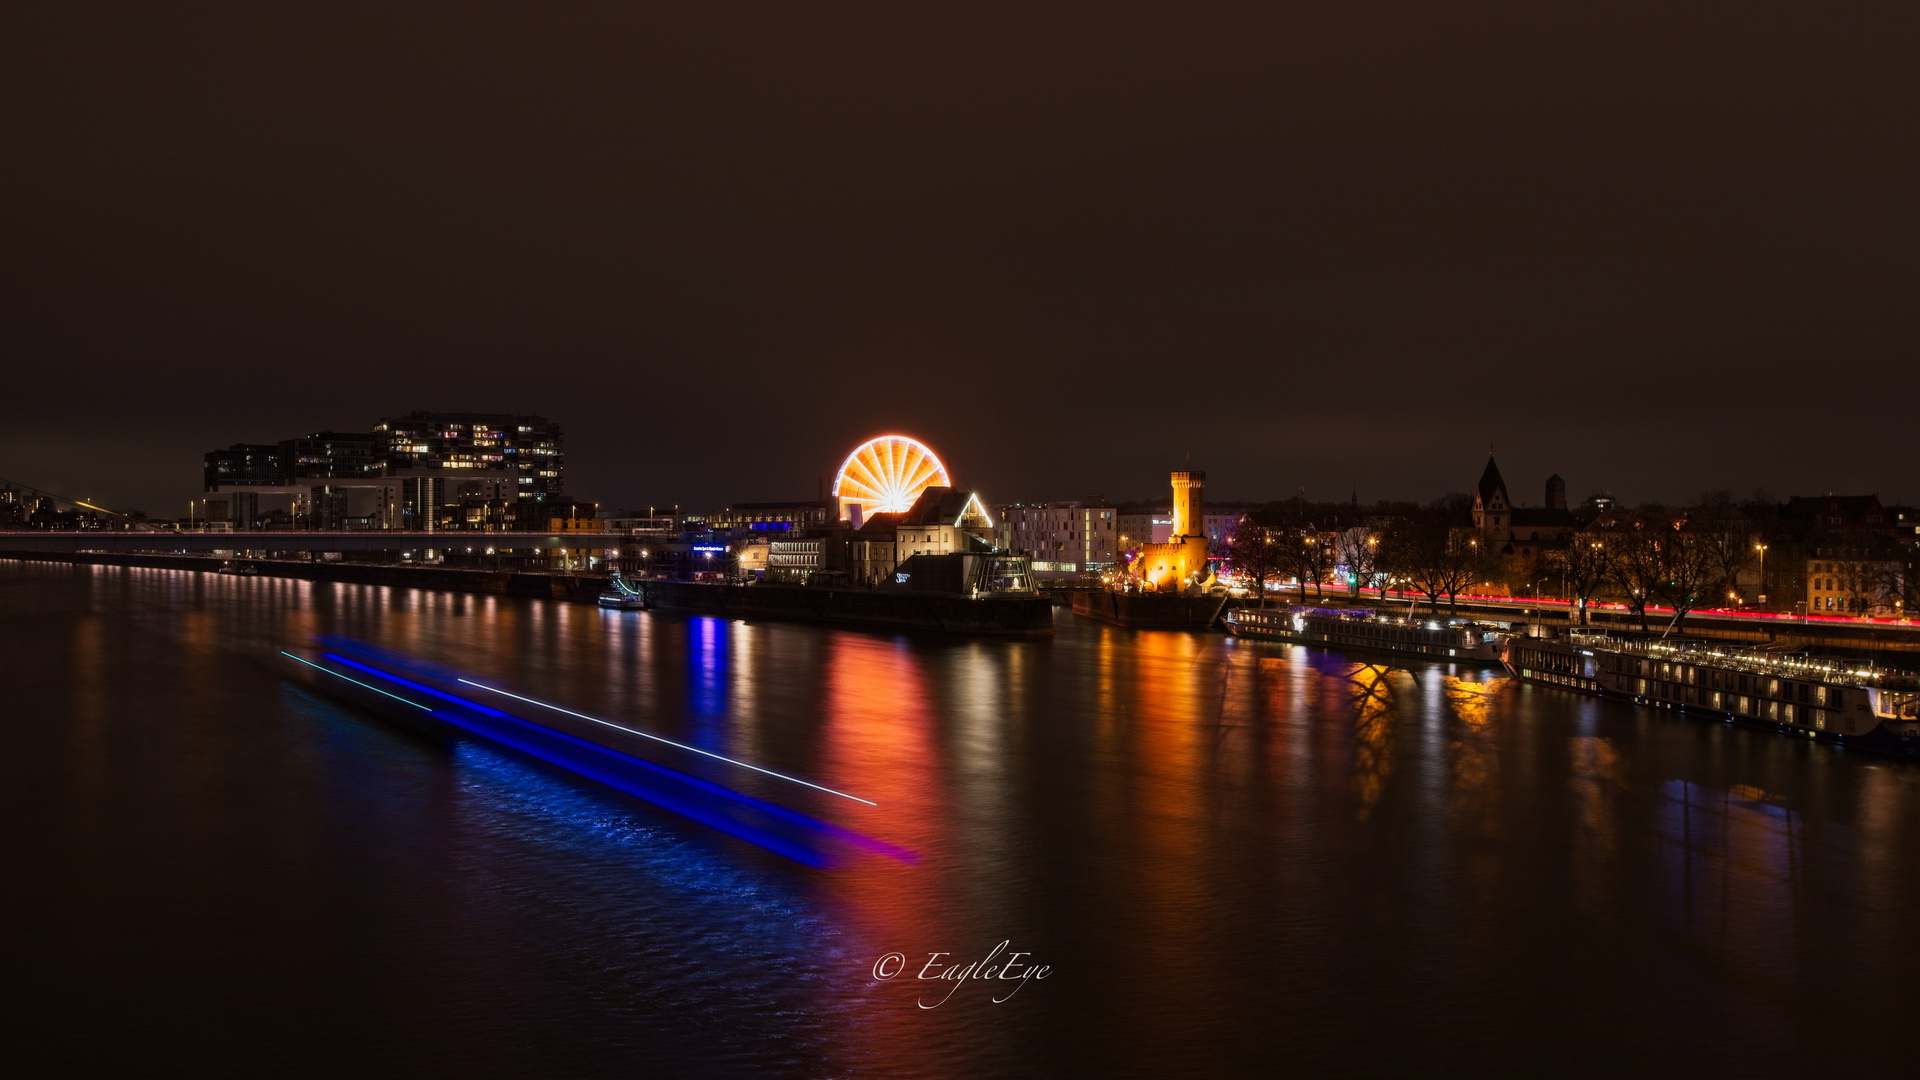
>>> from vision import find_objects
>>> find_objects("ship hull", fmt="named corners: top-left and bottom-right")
top-left (1225, 607), bottom-right (1505, 664)
top-left (1502, 635), bottom-right (1920, 757)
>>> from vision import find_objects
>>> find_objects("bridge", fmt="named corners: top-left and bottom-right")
top-left (0, 531), bottom-right (633, 553)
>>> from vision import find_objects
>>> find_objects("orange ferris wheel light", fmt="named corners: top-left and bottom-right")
top-left (832, 435), bottom-right (951, 516)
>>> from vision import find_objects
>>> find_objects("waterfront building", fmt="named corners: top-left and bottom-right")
top-left (767, 537), bottom-right (826, 584)
top-left (374, 411), bottom-right (565, 497)
top-left (203, 444), bottom-right (283, 490)
top-left (840, 488), bottom-right (997, 586)
top-left (837, 514), bottom-right (897, 587)
top-left (1805, 552), bottom-right (1904, 614)
top-left (199, 441), bottom-right (305, 527)
top-left (1201, 507), bottom-right (1248, 548)
top-left (1117, 506), bottom-right (1172, 550)
top-left (1889, 506), bottom-right (1920, 538)
top-left (195, 412), bottom-right (575, 532)
top-left (708, 501), bottom-right (834, 533)
top-left (896, 488), bottom-right (995, 559)
top-left (510, 495), bottom-right (599, 533)
top-left (1472, 456), bottom-right (1576, 556)
top-left (1133, 471), bottom-right (1213, 591)
top-left (1756, 494), bottom-right (1899, 611)
top-left (736, 537), bottom-right (770, 577)
top-left (279, 432), bottom-right (378, 482)
top-left (995, 499), bottom-right (1118, 573)
top-left (1781, 494), bottom-right (1893, 534)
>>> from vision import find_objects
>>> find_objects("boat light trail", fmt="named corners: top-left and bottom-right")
top-left (282, 652), bottom-right (432, 711)
top-left (456, 678), bottom-right (876, 807)
top-left (324, 654), bottom-right (513, 718)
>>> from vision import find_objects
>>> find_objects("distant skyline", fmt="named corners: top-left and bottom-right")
top-left (5, 5), bottom-right (1915, 513)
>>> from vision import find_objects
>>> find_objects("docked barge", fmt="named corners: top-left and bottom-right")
top-left (1504, 631), bottom-right (1920, 756)
top-left (1225, 606), bottom-right (1508, 663)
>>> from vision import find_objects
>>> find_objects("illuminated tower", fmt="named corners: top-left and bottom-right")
top-left (1134, 469), bottom-right (1214, 591)
top-left (1171, 471), bottom-right (1205, 538)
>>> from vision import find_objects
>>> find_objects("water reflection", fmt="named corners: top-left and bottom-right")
top-left (1656, 780), bottom-right (1802, 987)
top-left (686, 616), bottom-right (728, 727)
top-left (8, 561), bottom-right (1920, 1076)
top-left (1348, 664), bottom-right (1399, 820)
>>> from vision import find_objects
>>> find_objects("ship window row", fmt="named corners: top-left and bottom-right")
top-left (1615, 657), bottom-right (1840, 707)
top-left (1635, 679), bottom-right (1837, 727)
top-left (1519, 647), bottom-right (1575, 674)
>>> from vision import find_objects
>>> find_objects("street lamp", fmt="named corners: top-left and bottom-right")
top-left (1755, 542), bottom-right (1768, 608)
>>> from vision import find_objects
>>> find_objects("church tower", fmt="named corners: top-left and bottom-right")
top-left (1472, 456), bottom-right (1510, 539)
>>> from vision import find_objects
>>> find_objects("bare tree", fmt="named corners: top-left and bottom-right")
top-left (1335, 526), bottom-right (1384, 599)
top-left (1224, 515), bottom-right (1283, 607)
top-left (1600, 511), bottom-right (1666, 633)
top-left (1384, 512), bottom-right (1485, 616)
top-left (1550, 530), bottom-right (1611, 625)
top-left (1270, 516), bottom-right (1332, 602)
top-left (1874, 558), bottom-right (1914, 617)
top-left (1654, 523), bottom-right (1718, 634)
top-left (1693, 490), bottom-right (1758, 608)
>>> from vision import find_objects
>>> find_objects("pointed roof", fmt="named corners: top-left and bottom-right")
top-left (898, 487), bottom-right (994, 529)
top-left (1476, 456), bottom-right (1508, 503)
top-left (856, 511), bottom-right (902, 535)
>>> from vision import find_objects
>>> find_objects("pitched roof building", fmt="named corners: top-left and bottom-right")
top-left (1471, 455), bottom-right (1576, 554)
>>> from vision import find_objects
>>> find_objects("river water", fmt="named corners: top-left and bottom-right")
top-left (5, 560), bottom-right (1918, 1077)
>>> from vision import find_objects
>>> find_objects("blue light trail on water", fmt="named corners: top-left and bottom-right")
top-left (280, 651), bottom-right (432, 711)
top-left (455, 678), bottom-right (878, 807)
top-left (322, 653), bottom-right (514, 717)
top-left (283, 645), bottom-right (915, 865)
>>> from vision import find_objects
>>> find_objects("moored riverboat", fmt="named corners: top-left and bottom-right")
top-left (598, 569), bottom-right (647, 610)
top-left (1503, 631), bottom-right (1920, 756)
top-left (1225, 606), bottom-right (1507, 663)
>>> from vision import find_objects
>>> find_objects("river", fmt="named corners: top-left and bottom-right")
top-left (5, 560), bottom-right (1918, 1076)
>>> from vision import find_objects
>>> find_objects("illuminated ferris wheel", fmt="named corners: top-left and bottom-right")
top-left (832, 434), bottom-right (951, 519)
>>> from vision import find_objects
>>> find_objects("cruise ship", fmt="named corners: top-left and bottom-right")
top-left (1225, 606), bottom-right (1508, 663)
top-left (1503, 630), bottom-right (1920, 755)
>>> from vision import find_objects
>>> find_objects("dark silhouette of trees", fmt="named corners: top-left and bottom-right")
top-left (1599, 511), bottom-right (1665, 632)
top-left (1653, 523), bottom-right (1717, 634)
top-left (1383, 511), bottom-right (1485, 615)
top-left (1335, 527), bottom-right (1384, 599)
top-left (1276, 518), bottom-right (1332, 602)
top-left (1551, 531), bottom-right (1611, 625)
top-left (1693, 490), bottom-right (1758, 608)
top-left (1224, 515), bottom-right (1283, 607)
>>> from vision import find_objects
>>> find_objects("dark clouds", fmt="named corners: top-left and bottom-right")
top-left (2, 3), bottom-right (1915, 512)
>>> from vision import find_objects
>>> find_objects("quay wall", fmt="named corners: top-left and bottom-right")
top-left (0, 550), bottom-right (607, 601)
top-left (1072, 591), bottom-right (1228, 630)
top-left (643, 581), bottom-right (1056, 637)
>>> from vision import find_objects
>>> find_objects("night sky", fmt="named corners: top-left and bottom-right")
top-left (4, 4), bottom-right (1915, 516)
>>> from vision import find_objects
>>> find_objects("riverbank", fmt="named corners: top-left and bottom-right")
top-left (0, 550), bottom-right (608, 601)
top-left (642, 579), bottom-right (1056, 637)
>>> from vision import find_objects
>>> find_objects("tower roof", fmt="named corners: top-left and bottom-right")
top-left (1477, 456), bottom-right (1508, 502)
